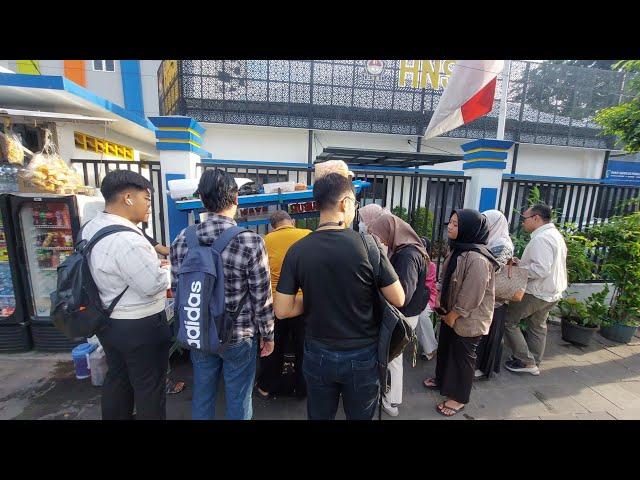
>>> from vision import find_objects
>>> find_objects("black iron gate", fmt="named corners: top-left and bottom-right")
top-left (198, 160), bottom-right (469, 273)
top-left (70, 158), bottom-right (167, 246)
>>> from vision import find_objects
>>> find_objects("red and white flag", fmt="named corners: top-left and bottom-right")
top-left (424, 60), bottom-right (504, 139)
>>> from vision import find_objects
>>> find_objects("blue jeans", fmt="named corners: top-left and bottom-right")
top-left (190, 337), bottom-right (258, 420)
top-left (302, 340), bottom-right (380, 420)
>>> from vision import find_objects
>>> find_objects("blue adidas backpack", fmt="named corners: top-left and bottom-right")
top-left (175, 224), bottom-right (250, 354)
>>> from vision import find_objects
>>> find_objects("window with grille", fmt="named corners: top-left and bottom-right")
top-left (92, 60), bottom-right (115, 72)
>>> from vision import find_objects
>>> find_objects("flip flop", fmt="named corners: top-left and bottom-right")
top-left (436, 401), bottom-right (465, 417)
top-left (166, 378), bottom-right (186, 395)
top-left (256, 386), bottom-right (271, 398)
top-left (423, 378), bottom-right (439, 390)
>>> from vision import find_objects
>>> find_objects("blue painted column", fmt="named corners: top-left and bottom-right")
top-left (461, 139), bottom-right (514, 212)
top-left (120, 60), bottom-right (145, 117)
top-left (148, 116), bottom-right (212, 244)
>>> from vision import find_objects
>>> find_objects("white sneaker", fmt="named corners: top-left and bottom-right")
top-left (474, 369), bottom-right (485, 378)
top-left (505, 358), bottom-right (540, 376)
top-left (381, 399), bottom-right (399, 417)
top-left (382, 404), bottom-right (399, 417)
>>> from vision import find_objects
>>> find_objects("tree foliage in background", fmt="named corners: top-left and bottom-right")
top-left (588, 205), bottom-right (640, 326)
top-left (512, 60), bottom-right (625, 122)
top-left (550, 60), bottom-right (618, 70)
top-left (595, 60), bottom-right (640, 153)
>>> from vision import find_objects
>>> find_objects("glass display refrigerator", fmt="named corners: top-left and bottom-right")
top-left (0, 194), bottom-right (31, 352)
top-left (6, 193), bottom-right (85, 351)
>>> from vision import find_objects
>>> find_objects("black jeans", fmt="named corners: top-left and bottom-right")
top-left (257, 315), bottom-right (306, 396)
top-left (97, 311), bottom-right (171, 420)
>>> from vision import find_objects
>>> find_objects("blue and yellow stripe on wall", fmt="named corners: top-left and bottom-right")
top-left (461, 139), bottom-right (513, 170)
top-left (148, 116), bottom-right (212, 159)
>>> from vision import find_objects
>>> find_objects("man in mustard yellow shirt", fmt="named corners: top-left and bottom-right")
top-left (256, 210), bottom-right (311, 399)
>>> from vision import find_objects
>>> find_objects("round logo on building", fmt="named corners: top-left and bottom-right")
top-left (365, 60), bottom-right (384, 76)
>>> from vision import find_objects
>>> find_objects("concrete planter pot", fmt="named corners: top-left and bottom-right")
top-left (560, 317), bottom-right (598, 346)
top-left (599, 323), bottom-right (639, 344)
top-left (548, 283), bottom-right (614, 326)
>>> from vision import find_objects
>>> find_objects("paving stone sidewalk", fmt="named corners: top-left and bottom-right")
top-left (1, 322), bottom-right (640, 420)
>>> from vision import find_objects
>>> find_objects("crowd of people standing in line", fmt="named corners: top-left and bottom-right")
top-left (80, 168), bottom-right (567, 420)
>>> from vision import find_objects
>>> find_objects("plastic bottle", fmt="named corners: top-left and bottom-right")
top-left (62, 209), bottom-right (71, 227)
top-left (89, 346), bottom-right (108, 386)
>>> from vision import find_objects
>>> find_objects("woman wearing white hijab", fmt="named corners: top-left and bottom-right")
top-left (475, 209), bottom-right (514, 379)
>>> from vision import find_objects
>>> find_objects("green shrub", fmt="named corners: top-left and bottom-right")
top-left (391, 206), bottom-right (435, 238)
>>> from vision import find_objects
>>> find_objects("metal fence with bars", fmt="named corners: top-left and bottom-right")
top-left (499, 176), bottom-right (640, 233)
top-left (199, 160), bottom-right (469, 274)
top-left (70, 159), bottom-right (167, 246)
top-left (499, 176), bottom-right (640, 278)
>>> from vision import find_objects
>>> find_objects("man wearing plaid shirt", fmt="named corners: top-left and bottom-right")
top-left (170, 169), bottom-right (275, 420)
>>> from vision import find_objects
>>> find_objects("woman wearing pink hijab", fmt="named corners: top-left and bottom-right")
top-left (357, 203), bottom-right (390, 235)
top-left (367, 214), bottom-right (430, 417)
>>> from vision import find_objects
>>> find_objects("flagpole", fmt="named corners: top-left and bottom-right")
top-left (496, 60), bottom-right (512, 140)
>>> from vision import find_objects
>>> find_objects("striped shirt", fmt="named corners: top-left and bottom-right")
top-left (170, 213), bottom-right (275, 343)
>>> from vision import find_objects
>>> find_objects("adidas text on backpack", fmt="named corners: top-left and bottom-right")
top-left (175, 225), bottom-right (250, 355)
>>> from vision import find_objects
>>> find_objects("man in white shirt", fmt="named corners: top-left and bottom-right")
top-left (82, 170), bottom-right (171, 420)
top-left (504, 204), bottom-right (568, 376)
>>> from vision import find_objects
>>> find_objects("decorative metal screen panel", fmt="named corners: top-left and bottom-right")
top-left (159, 60), bottom-right (630, 149)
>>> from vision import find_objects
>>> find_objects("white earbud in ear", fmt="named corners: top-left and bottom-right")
top-left (125, 199), bottom-right (133, 206)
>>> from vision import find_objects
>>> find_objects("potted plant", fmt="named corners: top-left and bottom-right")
top-left (556, 286), bottom-right (609, 346)
top-left (589, 206), bottom-right (640, 343)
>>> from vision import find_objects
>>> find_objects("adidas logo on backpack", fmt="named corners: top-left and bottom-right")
top-left (175, 225), bottom-right (250, 354)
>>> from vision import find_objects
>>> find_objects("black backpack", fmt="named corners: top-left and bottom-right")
top-left (360, 232), bottom-right (415, 420)
top-left (50, 224), bottom-right (138, 339)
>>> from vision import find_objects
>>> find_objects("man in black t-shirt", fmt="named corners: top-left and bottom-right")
top-left (274, 173), bottom-right (405, 420)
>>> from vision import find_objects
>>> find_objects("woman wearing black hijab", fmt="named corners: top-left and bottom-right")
top-left (423, 209), bottom-right (499, 417)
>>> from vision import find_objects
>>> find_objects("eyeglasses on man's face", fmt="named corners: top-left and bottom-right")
top-left (521, 213), bottom-right (539, 222)
top-left (342, 196), bottom-right (360, 209)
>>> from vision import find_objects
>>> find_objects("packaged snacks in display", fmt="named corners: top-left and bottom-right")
top-left (262, 181), bottom-right (296, 194)
top-left (20, 129), bottom-right (86, 194)
top-left (0, 131), bottom-right (25, 165)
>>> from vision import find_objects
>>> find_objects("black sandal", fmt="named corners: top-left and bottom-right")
top-left (436, 401), bottom-right (465, 417)
top-left (423, 378), bottom-right (439, 390)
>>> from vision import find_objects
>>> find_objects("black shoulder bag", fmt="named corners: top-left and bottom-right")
top-left (360, 232), bottom-right (414, 420)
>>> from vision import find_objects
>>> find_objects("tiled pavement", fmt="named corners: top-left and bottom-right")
top-left (1, 321), bottom-right (640, 420)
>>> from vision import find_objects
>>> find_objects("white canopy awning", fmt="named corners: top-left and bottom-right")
top-left (0, 108), bottom-right (117, 124)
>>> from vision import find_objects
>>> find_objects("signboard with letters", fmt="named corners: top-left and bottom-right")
top-left (397, 60), bottom-right (456, 89)
top-left (604, 159), bottom-right (640, 186)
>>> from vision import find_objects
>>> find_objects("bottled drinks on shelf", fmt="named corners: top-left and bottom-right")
top-left (0, 166), bottom-right (22, 194)
top-left (31, 205), bottom-right (71, 228)
top-left (0, 262), bottom-right (15, 317)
